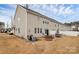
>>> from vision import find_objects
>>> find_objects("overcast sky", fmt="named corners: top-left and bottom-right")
top-left (0, 4), bottom-right (79, 27)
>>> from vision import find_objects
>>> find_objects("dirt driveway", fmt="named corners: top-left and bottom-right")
top-left (0, 33), bottom-right (79, 54)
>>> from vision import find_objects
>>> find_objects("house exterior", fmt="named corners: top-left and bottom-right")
top-left (0, 22), bottom-right (5, 33)
top-left (71, 25), bottom-right (79, 31)
top-left (71, 21), bottom-right (79, 31)
top-left (12, 5), bottom-right (71, 40)
top-left (65, 22), bottom-right (79, 31)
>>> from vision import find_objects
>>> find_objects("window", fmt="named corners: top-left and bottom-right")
top-left (34, 28), bottom-right (36, 33)
top-left (43, 21), bottom-right (44, 24)
top-left (43, 21), bottom-right (49, 24)
top-left (58, 24), bottom-right (59, 27)
top-left (38, 28), bottom-right (39, 33)
top-left (34, 28), bottom-right (42, 33)
top-left (40, 28), bottom-right (42, 33)
top-left (55, 24), bottom-right (56, 27)
top-left (34, 28), bottom-right (40, 34)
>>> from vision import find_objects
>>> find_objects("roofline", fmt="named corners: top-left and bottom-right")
top-left (19, 5), bottom-right (63, 25)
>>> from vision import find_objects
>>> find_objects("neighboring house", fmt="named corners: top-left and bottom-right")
top-left (12, 5), bottom-right (71, 40)
top-left (0, 22), bottom-right (5, 33)
top-left (71, 22), bottom-right (79, 31)
top-left (65, 21), bottom-right (79, 31)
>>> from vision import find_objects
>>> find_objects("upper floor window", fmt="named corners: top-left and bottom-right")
top-left (43, 21), bottom-right (49, 24)
top-left (43, 21), bottom-right (44, 24)
top-left (55, 24), bottom-right (56, 27)
top-left (58, 24), bottom-right (59, 27)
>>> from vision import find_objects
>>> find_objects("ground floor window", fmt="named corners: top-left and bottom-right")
top-left (40, 28), bottom-right (42, 33)
top-left (34, 28), bottom-right (36, 34)
top-left (34, 28), bottom-right (42, 34)
top-left (38, 28), bottom-right (39, 33)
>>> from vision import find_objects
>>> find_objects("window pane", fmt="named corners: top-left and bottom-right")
top-left (34, 28), bottom-right (36, 33)
top-left (38, 28), bottom-right (39, 33)
top-left (40, 28), bottom-right (42, 33)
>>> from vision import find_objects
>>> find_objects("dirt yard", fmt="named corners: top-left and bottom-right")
top-left (0, 33), bottom-right (79, 54)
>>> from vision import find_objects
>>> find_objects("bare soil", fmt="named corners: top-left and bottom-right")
top-left (0, 33), bottom-right (79, 54)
